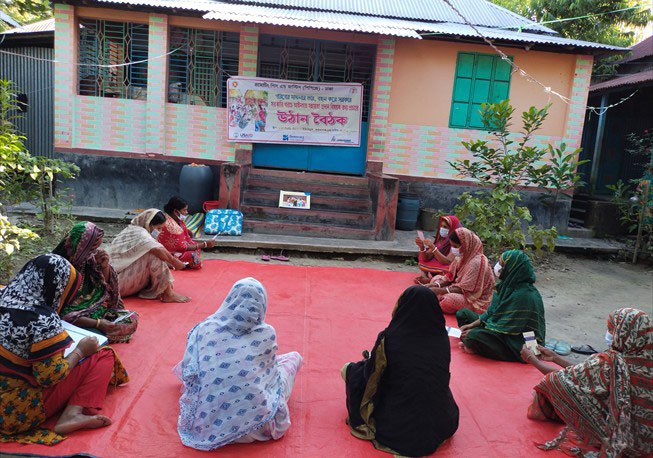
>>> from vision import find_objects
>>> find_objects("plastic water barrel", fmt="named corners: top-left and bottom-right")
top-left (179, 164), bottom-right (214, 214)
top-left (396, 193), bottom-right (420, 230)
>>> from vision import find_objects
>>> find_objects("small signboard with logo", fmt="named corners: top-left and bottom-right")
top-left (227, 77), bottom-right (363, 147)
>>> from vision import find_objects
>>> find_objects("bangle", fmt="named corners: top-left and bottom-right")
top-left (72, 349), bottom-right (84, 359)
top-left (435, 282), bottom-right (441, 288)
top-left (95, 318), bottom-right (101, 328)
top-left (446, 287), bottom-right (450, 294)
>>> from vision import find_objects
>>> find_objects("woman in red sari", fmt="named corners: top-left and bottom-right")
top-left (415, 215), bottom-right (461, 284)
top-left (158, 197), bottom-right (216, 269)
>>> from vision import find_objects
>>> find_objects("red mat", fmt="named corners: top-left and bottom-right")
top-left (3, 261), bottom-right (563, 457)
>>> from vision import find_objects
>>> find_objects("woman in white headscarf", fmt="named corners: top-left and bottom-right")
top-left (174, 278), bottom-right (303, 450)
top-left (107, 209), bottom-right (190, 303)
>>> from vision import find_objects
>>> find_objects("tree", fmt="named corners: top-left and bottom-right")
top-left (0, 0), bottom-right (52, 32)
top-left (490, 0), bottom-right (651, 77)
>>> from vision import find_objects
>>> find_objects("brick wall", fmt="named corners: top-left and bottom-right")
top-left (53, 3), bottom-right (75, 149)
top-left (367, 37), bottom-right (395, 162)
top-left (563, 55), bottom-right (593, 150)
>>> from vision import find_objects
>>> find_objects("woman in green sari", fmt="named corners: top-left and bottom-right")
top-left (52, 221), bottom-right (137, 341)
top-left (456, 250), bottom-right (545, 362)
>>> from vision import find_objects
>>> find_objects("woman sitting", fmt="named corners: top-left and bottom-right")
top-left (107, 209), bottom-right (190, 303)
top-left (53, 221), bottom-right (138, 341)
top-left (0, 255), bottom-right (128, 445)
top-left (158, 196), bottom-right (217, 270)
top-left (427, 228), bottom-right (494, 314)
top-left (415, 215), bottom-right (461, 284)
top-left (343, 286), bottom-right (459, 456)
top-left (175, 278), bottom-right (302, 450)
top-left (457, 250), bottom-right (545, 362)
top-left (521, 308), bottom-right (652, 457)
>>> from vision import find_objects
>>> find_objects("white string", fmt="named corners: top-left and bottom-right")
top-left (437, 0), bottom-right (639, 114)
top-left (0, 46), bottom-right (183, 67)
top-left (588, 89), bottom-right (638, 116)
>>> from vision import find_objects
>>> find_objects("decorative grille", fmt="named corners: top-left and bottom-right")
top-left (168, 27), bottom-right (240, 108)
top-left (257, 35), bottom-right (375, 121)
top-left (78, 19), bottom-right (149, 99)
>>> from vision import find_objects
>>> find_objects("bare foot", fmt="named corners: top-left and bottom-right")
top-left (161, 291), bottom-right (191, 303)
top-left (458, 342), bottom-right (476, 354)
top-left (54, 405), bottom-right (112, 435)
top-left (414, 275), bottom-right (430, 285)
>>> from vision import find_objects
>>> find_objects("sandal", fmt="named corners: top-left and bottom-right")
top-left (571, 344), bottom-right (598, 355)
top-left (270, 251), bottom-right (290, 262)
top-left (261, 255), bottom-right (270, 262)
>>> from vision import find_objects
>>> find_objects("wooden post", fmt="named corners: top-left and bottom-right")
top-left (632, 180), bottom-right (650, 264)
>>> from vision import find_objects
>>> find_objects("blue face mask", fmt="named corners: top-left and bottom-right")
top-left (605, 330), bottom-right (613, 348)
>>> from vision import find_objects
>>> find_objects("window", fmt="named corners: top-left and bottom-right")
top-left (257, 35), bottom-right (375, 121)
top-left (78, 19), bottom-right (149, 99)
top-left (168, 27), bottom-right (240, 108)
top-left (449, 52), bottom-right (512, 129)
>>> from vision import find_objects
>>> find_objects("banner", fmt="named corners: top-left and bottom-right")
top-left (227, 77), bottom-right (363, 147)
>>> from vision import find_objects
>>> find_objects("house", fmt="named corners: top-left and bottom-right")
top-left (51, 0), bottom-right (621, 240)
top-left (0, 18), bottom-right (55, 158)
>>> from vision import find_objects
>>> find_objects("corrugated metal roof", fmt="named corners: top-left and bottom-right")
top-left (620, 36), bottom-right (653, 63)
top-left (94, 0), bottom-right (552, 32)
top-left (2, 18), bottom-right (54, 34)
top-left (222, 0), bottom-right (555, 33)
top-left (590, 70), bottom-right (653, 92)
top-left (92, 0), bottom-right (625, 51)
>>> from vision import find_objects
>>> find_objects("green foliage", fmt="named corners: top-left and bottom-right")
top-left (449, 100), bottom-right (580, 258)
top-left (534, 143), bottom-right (588, 227)
top-left (0, 212), bottom-right (38, 281)
top-left (0, 0), bottom-right (52, 32)
top-left (606, 179), bottom-right (640, 233)
top-left (449, 100), bottom-right (549, 191)
top-left (489, 0), bottom-right (651, 76)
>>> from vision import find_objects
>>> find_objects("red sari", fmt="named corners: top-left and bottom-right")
top-left (418, 216), bottom-right (461, 275)
top-left (157, 214), bottom-right (202, 269)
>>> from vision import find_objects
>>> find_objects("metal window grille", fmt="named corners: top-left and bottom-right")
top-left (168, 27), bottom-right (240, 108)
top-left (78, 19), bottom-right (149, 99)
top-left (258, 35), bottom-right (375, 121)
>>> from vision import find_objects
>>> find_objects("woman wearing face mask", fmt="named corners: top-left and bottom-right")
top-left (520, 308), bottom-right (652, 457)
top-left (158, 196), bottom-right (217, 270)
top-left (427, 228), bottom-right (494, 314)
top-left (456, 250), bottom-right (545, 362)
top-left (106, 209), bottom-right (190, 303)
top-left (414, 216), bottom-right (461, 284)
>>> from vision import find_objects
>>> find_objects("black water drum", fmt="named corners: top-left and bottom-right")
top-left (179, 164), bottom-right (214, 214)
top-left (396, 193), bottom-right (420, 230)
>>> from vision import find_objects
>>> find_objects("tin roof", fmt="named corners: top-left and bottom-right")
top-left (92, 0), bottom-right (625, 51)
top-left (589, 69), bottom-right (653, 92)
top-left (620, 36), bottom-right (653, 63)
top-left (1, 18), bottom-right (55, 34)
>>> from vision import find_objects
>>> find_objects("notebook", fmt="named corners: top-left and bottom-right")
top-left (62, 321), bottom-right (108, 357)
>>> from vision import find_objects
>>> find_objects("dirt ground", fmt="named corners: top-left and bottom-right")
top-left (6, 219), bottom-right (652, 363)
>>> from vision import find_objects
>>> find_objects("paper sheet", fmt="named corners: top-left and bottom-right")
top-left (62, 321), bottom-right (108, 357)
top-left (446, 326), bottom-right (462, 338)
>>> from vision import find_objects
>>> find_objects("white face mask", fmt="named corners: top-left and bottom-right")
top-left (494, 261), bottom-right (502, 278)
top-left (177, 212), bottom-right (186, 222)
top-left (451, 247), bottom-right (460, 257)
top-left (151, 229), bottom-right (160, 239)
top-left (439, 227), bottom-right (449, 238)
top-left (605, 330), bottom-right (613, 348)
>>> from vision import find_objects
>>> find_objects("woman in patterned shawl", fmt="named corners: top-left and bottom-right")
top-left (428, 228), bottom-right (495, 314)
top-left (0, 255), bottom-right (128, 445)
top-left (521, 308), bottom-right (652, 457)
top-left (456, 250), bottom-right (546, 362)
top-left (53, 221), bottom-right (137, 341)
top-left (174, 278), bottom-right (302, 450)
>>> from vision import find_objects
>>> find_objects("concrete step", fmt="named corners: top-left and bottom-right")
top-left (246, 176), bottom-right (370, 197)
top-left (242, 219), bottom-right (376, 240)
top-left (565, 227), bottom-right (595, 238)
top-left (249, 168), bottom-right (369, 187)
top-left (242, 205), bottom-right (372, 229)
top-left (242, 190), bottom-right (373, 213)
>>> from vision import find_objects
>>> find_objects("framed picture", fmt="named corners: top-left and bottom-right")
top-left (279, 191), bottom-right (311, 209)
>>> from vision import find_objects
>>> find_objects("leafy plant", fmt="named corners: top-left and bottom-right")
top-left (606, 179), bottom-right (639, 233)
top-left (0, 213), bottom-right (38, 281)
top-left (449, 100), bottom-right (560, 258)
top-left (0, 79), bottom-right (80, 234)
top-left (534, 143), bottom-right (588, 227)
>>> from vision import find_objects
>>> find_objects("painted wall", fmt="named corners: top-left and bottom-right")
top-left (53, 4), bottom-right (593, 185)
top-left (368, 38), bottom-right (592, 180)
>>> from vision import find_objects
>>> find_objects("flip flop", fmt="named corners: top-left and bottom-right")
top-left (270, 251), bottom-right (290, 262)
top-left (261, 255), bottom-right (270, 262)
top-left (554, 341), bottom-right (572, 356)
top-left (571, 344), bottom-right (598, 355)
top-left (545, 339), bottom-right (558, 351)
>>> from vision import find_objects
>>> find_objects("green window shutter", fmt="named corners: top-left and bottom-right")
top-left (449, 52), bottom-right (513, 129)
